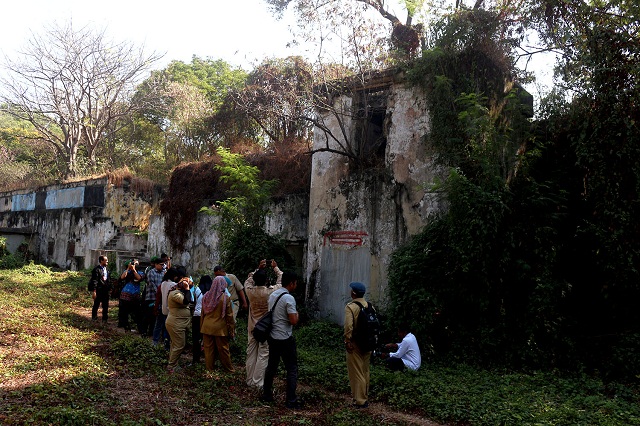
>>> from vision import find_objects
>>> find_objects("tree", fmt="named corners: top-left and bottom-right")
top-left (0, 109), bottom-right (58, 189)
top-left (134, 57), bottom-right (251, 163)
top-left (266, 0), bottom-right (426, 56)
top-left (233, 56), bottom-right (314, 148)
top-left (200, 147), bottom-right (286, 273)
top-left (0, 21), bottom-right (162, 178)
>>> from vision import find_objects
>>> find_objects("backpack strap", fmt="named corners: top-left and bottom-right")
top-left (350, 300), bottom-right (369, 327)
top-left (353, 301), bottom-right (367, 311)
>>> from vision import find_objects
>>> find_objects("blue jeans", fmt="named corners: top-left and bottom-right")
top-left (153, 313), bottom-right (170, 348)
top-left (263, 336), bottom-right (298, 404)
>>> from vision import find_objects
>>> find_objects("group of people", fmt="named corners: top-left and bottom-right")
top-left (89, 256), bottom-right (421, 409)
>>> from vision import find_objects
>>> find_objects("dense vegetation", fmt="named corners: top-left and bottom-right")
top-left (387, 5), bottom-right (640, 381)
top-left (1, 0), bottom-right (638, 411)
top-left (0, 265), bottom-right (638, 425)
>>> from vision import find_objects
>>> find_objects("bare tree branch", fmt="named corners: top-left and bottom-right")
top-left (0, 21), bottom-right (162, 178)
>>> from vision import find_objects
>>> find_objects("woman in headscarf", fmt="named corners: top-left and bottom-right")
top-left (165, 274), bottom-right (192, 373)
top-left (200, 275), bottom-right (235, 372)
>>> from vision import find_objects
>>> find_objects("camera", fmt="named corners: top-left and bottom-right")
top-left (265, 259), bottom-right (272, 267)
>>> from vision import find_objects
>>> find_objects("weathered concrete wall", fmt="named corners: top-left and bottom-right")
top-left (307, 77), bottom-right (446, 324)
top-left (0, 178), bottom-right (159, 270)
top-left (147, 194), bottom-right (309, 277)
top-left (147, 213), bottom-right (221, 274)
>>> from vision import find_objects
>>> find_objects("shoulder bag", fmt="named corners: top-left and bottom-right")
top-left (252, 291), bottom-right (287, 343)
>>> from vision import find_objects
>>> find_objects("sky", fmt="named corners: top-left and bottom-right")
top-left (0, 0), bottom-right (299, 70)
top-left (0, 0), bottom-right (554, 99)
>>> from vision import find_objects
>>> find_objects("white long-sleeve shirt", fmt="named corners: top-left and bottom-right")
top-left (389, 332), bottom-right (421, 371)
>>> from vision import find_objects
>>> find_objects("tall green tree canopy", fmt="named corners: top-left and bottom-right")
top-left (134, 57), bottom-right (251, 165)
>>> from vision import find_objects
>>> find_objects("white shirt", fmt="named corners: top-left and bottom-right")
top-left (160, 280), bottom-right (175, 316)
top-left (389, 332), bottom-right (421, 371)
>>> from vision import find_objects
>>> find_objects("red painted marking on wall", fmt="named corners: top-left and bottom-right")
top-left (323, 231), bottom-right (368, 246)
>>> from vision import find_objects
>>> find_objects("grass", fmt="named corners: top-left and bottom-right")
top-left (0, 264), bottom-right (638, 425)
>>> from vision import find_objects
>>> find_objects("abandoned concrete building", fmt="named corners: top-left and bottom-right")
top-left (0, 68), bottom-right (531, 324)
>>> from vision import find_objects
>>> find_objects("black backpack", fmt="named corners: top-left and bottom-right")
top-left (352, 301), bottom-right (380, 352)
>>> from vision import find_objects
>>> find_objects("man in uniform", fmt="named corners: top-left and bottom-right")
top-left (344, 281), bottom-right (371, 408)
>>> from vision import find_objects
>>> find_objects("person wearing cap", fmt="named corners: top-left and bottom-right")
top-left (213, 265), bottom-right (248, 322)
top-left (244, 264), bottom-right (283, 388)
top-left (344, 281), bottom-right (372, 408)
top-left (141, 257), bottom-right (164, 339)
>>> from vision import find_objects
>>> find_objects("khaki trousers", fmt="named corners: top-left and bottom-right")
top-left (346, 347), bottom-right (371, 405)
top-left (245, 332), bottom-right (270, 387)
top-left (203, 334), bottom-right (234, 372)
top-left (166, 315), bottom-right (190, 369)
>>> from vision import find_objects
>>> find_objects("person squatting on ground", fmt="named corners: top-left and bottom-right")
top-left (262, 271), bottom-right (302, 409)
top-left (117, 259), bottom-right (145, 333)
top-left (165, 275), bottom-right (192, 372)
top-left (244, 260), bottom-right (283, 388)
top-left (89, 255), bottom-right (111, 323)
top-left (141, 257), bottom-right (164, 337)
top-left (200, 275), bottom-right (235, 372)
top-left (213, 265), bottom-right (248, 323)
top-left (380, 323), bottom-right (422, 372)
top-left (344, 281), bottom-right (373, 408)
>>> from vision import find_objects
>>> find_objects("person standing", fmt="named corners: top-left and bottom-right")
top-left (117, 260), bottom-right (144, 332)
top-left (89, 255), bottom-right (111, 323)
top-left (244, 263), bottom-right (282, 388)
top-left (165, 276), bottom-right (192, 373)
top-left (261, 271), bottom-right (302, 409)
top-left (190, 276), bottom-right (204, 364)
top-left (344, 281), bottom-right (372, 408)
top-left (142, 257), bottom-right (163, 338)
top-left (155, 267), bottom-right (180, 349)
top-left (213, 265), bottom-right (248, 322)
top-left (200, 276), bottom-right (235, 372)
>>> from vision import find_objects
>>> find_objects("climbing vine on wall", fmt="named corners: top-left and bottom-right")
top-left (159, 159), bottom-right (228, 251)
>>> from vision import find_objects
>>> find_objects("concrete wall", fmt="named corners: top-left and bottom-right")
top-left (0, 178), bottom-right (159, 270)
top-left (306, 76), bottom-right (446, 323)
top-left (147, 194), bottom-right (310, 278)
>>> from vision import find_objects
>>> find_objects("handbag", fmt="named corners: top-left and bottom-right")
top-left (252, 292), bottom-right (287, 343)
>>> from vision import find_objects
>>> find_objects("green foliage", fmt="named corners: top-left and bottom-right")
top-left (111, 336), bottom-right (167, 375)
top-left (216, 226), bottom-right (294, 279)
top-left (0, 252), bottom-right (27, 269)
top-left (164, 57), bottom-right (247, 109)
top-left (390, 5), bottom-right (640, 380)
top-left (134, 57), bottom-right (254, 166)
top-left (369, 362), bottom-right (640, 425)
top-left (200, 147), bottom-right (284, 274)
top-left (1, 269), bottom-right (638, 426)
top-left (214, 147), bottom-right (276, 228)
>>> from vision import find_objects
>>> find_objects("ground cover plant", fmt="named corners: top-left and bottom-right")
top-left (0, 265), bottom-right (638, 425)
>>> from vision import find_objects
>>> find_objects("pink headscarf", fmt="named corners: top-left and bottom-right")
top-left (202, 275), bottom-right (228, 317)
